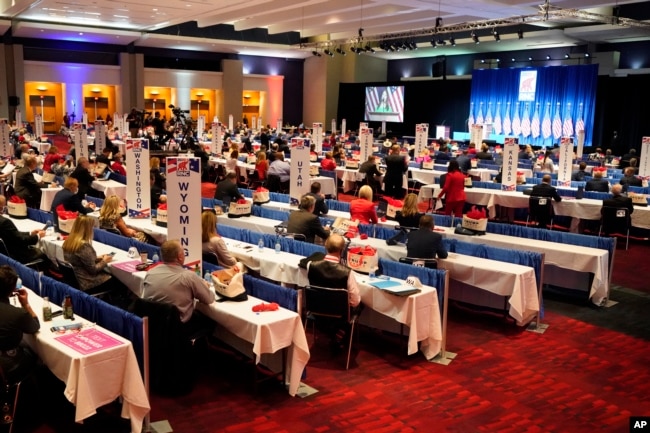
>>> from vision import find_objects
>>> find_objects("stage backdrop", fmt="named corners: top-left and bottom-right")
top-left (469, 64), bottom-right (598, 148)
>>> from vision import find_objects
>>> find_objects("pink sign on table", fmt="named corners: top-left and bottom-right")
top-left (55, 329), bottom-right (124, 355)
top-left (110, 260), bottom-right (141, 273)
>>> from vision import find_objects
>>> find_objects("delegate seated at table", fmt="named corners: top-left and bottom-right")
top-left (386, 193), bottom-right (422, 245)
top-left (100, 195), bottom-right (155, 244)
top-left (320, 152), bottom-right (337, 171)
top-left (586, 170), bottom-right (610, 192)
top-left (307, 182), bottom-right (328, 217)
top-left (287, 195), bottom-right (330, 243)
top-left (14, 155), bottom-right (47, 208)
top-left (0, 265), bottom-right (40, 383)
top-left (50, 177), bottom-right (96, 229)
top-left (142, 240), bottom-right (216, 337)
top-left (406, 215), bottom-right (448, 259)
top-left (214, 172), bottom-right (244, 204)
top-left (70, 157), bottom-right (103, 199)
top-left (350, 185), bottom-right (378, 225)
top-left (619, 167), bottom-right (642, 192)
top-left (603, 184), bottom-right (634, 215)
top-left (0, 196), bottom-right (48, 265)
top-left (572, 162), bottom-right (588, 181)
top-left (201, 210), bottom-right (237, 267)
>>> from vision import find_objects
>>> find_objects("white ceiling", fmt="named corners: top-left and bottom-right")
top-left (2, 0), bottom-right (650, 59)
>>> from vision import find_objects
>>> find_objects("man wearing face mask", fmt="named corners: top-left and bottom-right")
top-left (50, 177), bottom-right (96, 230)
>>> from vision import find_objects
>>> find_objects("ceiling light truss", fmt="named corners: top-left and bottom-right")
top-left (298, 4), bottom-right (650, 50)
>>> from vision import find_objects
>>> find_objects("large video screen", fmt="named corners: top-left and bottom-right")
top-left (365, 86), bottom-right (405, 123)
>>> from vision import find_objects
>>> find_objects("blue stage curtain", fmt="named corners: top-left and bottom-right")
top-left (470, 65), bottom-right (598, 147)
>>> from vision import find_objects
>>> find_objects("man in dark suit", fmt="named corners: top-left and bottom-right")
top-left (455, 149), bottom-right (471, 174)
top-left (531, 174), bottom-right (562, 202)
top-left (585, 170), bottom-right (610, 192)
top-left (70, 157), bottom-right (103, 198)
top-left (384, 145), bottom-right (407, 199)
top-left (307, 182), bottom-right (328, 216)
top-left (571, 162), bottom-right (588, 181)
top-left (406, 215), bottom-right (448, 259)
top-left (14, 155), bottom-right (47, 208)
top-left (50, 177), bottom-right (96, 230)
top-left (214, 172), bottom-right (244, 204)
top-left (358, 155), bottom-right (382, 194)
top-left (286, 195), bottom-right (330, 243)
top-left (619, 167), bottom-right (642, 192)
top-left (620, 148), bottom-right (636, 169)
top-left (603, 184), bottom-right (634, 215)
top-left (435, 145), bottom-right (450, 163)
top-left (0, 196), bottom-right (47, 264)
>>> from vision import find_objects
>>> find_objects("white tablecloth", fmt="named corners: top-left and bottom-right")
top-left (23, 289), bottom-right (149, 432)
top-left (92, 179), bottom-right (127, 200)
top-left (40, 186), bottom-right (64, 211)
top-left (418, 184), bottom-right (650, 230)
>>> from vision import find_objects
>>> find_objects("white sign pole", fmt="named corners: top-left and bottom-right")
top-left (82, 113), bottom-right (88, 126)
top-left (166, 157), bottom-right (203, 273)
top-left (0, 119), bottom-right (11, 158)
top-left (312, 122), bottom-right (323, 153)
top-left (501, 138), bottom-right (519, 191)
top-left (257, 117), bottom-right (262, 131)
top-left (381, 121), bottom-right (386, 136)
top-left (576, 130), bottom-right (585, 159)
top-left (113, 112), bottom-right (121, 132)
top-left (639, 137), bottom-right (650, 177)
top-left (251, 116), bottom-right (257, 131)
top-left (359, 122), bottom-right (368, 134)
top-left (125, 139), bottom-right (151, 218)
top-left (331, 119), bottom-right (337, 135)
top-left (15, 110), bottom-right (22, 128)
top-left (470, 125), bottom-right (483, 147)
top-left (341, 119), bottom-right (347, 136)
top-left (94, 121), bottom-right (106, 156)
top-left (359, 128), bottom-right (373, 162)
top-left (228, 115), bottom-right (234, 132)
top-left (209, 123), bottom-right (218, 154)
top-left (557, 137), bottom-right (573, 186)
top-left (34, 114), bottom-right (43, 138)
top-left (197, 115), bottom-right (206, 136)
top-left (123, 114), bottom-right (129, 138)
top-left (415, 123), bottom-right (429, 156)
top-left (289, 138), bottom-right (311, 205)
top-left (276, 119), bottom-right (283, 133)
top-left (73, 123), bottom-right (89, 161)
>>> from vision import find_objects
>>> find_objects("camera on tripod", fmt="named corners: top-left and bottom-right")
top-left (168, 105), bottom-right (190, 118)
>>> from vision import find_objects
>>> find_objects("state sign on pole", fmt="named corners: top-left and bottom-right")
top-left (0, 119), bottom-right (12, 158)
top-left (197, 116), bottom-right (206, 136)
top-left (125, 139), bottom-right (151, 218)
top-left (73, 123), bottom-right (89, 161)
top-left (15, 111), bottom-right (22, 128)
top-left (34, 114), bottom-right (43, 138)
top-left (576, 130), bottom-right (585, 159)
top-left (331, 119), bottom-right (337, 135)
top-left (639, 137), bottom-right (650, 177)
top-left (359, 128), bottom-right (373, 162)
top-left (289, 138), bottom-right (311, 205)
top-left (312, 122), bottom-right (323, 153)
top-left (501, 138), bottom-right (519, 191)
top-left (276, 119), bottom-right (283, 133)
top-left (166, 157), bottom-right (203, 273)
top-left (210, 123), bottom-right (220, 154)
top-left (341, 119), bottom-right (347, 136)
top-left (415, 123), bottom-right (429, 157)
top-left (228, 115), bottom-right (234, 132)
top-left (557, 137), bottom-right (573, 186)
top-left (94, 121), bottom-right (106, 156)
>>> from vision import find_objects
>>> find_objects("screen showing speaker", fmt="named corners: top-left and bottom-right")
top-left (364, 86), bottom-right (405, 123)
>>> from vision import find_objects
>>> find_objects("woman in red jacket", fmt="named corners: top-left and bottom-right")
top-left (320, 152), bottom-right (337, 171)
top-left (438, 160), bottom-right (466, 217)
top-left (350, 185), bottom-right (378, 224)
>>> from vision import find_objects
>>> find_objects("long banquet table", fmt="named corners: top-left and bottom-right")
top-left (22, 288), bottom-right (149, 433)
top-left (419, 184), bottom-right (650, 230)
top-left (215, 214), bottom-right (539, 324)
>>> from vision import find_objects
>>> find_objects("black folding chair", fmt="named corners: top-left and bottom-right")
top-left (398, 257), bottom-right (438, 269)
top-left (599, 206), bottom-right (631, 250)
top-left (527, 196), bottom-right (554, 229)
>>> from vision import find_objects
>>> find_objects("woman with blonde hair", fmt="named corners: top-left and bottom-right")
top-left (255, 151), bottom-right (269, 181)
top-left (99, 195), bottom-right (155, 244)
top-left (201, 210), bottom-right (237, 267)
top-left (62, 215), bottom-right (126, 295)
top-left (350, 185), bottom-right (378, 224)
top-left (150, 157), bottom-right (166, 189)
top-left (386, 193), bottom-right (423, 245)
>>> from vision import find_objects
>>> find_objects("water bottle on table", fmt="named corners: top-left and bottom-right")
top-left (275, 239), bottom-right (281, 254)
top-left (258, 238), bottom-right (264, 252)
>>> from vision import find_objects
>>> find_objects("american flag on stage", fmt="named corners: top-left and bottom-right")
top-left (542, 103), bottom-right (552, 139)
top-left (562, 104), bottom-right (573, 137)
top-left (476, 103), bottom-right (484, 125)
top-left (485, 102), bottom-right (493, 124)
top-left (512, 103), bottom-right (521, 136)
top-left (468, 102), bottom-right (474, 127)
top-left (531, 104), bottom-right (540, 138)
top-left (493, 102), bottom-right (502, 135)
top-left (503, 102), bottom-right (512, 135)
top-left (575, 102), bottom-right (585, 133)
top-left (520, 104), bottom-right (531, 138)
top-left (552, 103), bottom-right (562, 139)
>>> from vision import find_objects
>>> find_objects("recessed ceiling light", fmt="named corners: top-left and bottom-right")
top-left (79, 32), bottom-right (83, 35)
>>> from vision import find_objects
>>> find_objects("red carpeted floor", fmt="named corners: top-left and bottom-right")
top-left (23, 135), bottom-right (648, 433)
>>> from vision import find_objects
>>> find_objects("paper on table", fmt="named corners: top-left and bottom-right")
top-left (1, 163), bottom-right (15, 175)
top-left (33, 172), bottom-right (43, 182)
top-left (369, 279), bottom-right (420, 295)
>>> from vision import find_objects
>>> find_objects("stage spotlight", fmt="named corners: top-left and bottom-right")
top-left (528, 57), bottom-right (533, 61)
top-left (471, 31), bottom-right (480, 44)
top-left (493, 29), bottom-right (500, 42)
top-left (449, 35), bottom-right (456, 46)
top-left (324, 49), bottom-right (334, 57)
top-left (350, 46), bottom-right (356, 53)
top-left (564, 53), bottom-right (570, 59)
top-left (365, 45), bottom-right (375, 53)
top-left (545, 55), bottom-right (550, 60)
top-left (435, 17), bottom-right (443, 28)
top-left (430, 39), bottom-right (436, 47)
top-left (312, 50), bottom-right (321, 57)
top-left (480, 59), bottom-right (485, 64)
top-left (511, 58), bottom-right (516, 62)
top-left (517, 29), bottom-right (524, 39)
top-left (585, 53), bottom-right (590, 58)
top-left (496, 58), bottom-right (500, 63)
top-left (336, 47), bottom-right (346, 56)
